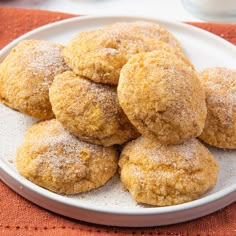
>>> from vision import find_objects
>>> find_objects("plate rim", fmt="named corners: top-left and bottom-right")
top-left (1, 157), bottom-right (236, 215)
top-left (0, 14), bottom-right (235, 217)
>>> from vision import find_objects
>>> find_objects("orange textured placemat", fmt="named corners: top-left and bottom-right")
top-left (0, 6), bottom-right (235, 236)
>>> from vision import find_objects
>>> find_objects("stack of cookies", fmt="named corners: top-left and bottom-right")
top-left (2, 21), bottom-right (232, 206)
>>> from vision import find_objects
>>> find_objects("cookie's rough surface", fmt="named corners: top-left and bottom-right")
top-left (199, 67), bottom-right (236, 148)
top-left (0, 40), bottom-right (69, 120)
top-left (104, 21), bottom-right (182, 49)
top-left (119, 137), bottom-right (219, 206)
top-left (118, 50), bottom-right (206, 145)
top-left (49, 71), bottom-right (139, 146)
top-left (63, 21), bottom-right (183, 85)
top-left (16, 119), bottom-right (118, 194)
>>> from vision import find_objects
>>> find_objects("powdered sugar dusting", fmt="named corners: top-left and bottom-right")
top-left (207, 93), bottom-right (236, 127)
top-left (202, 67), bottom-right (236, 127)
top-left (133, 137), bottom-right (198, 163)
top-left (22, 41), bottom-right (69, 86)
top-left (100, 47), bottom-right (119, 55)
top-left (33, 149), bottom-right (85, 179)
top-left (22, 120), bottom-right (107, 179)
top-left (206, 67), bottom-right (236, 82)
top-left (29, 120), bottom-right (102, 155)
top-left (105, 21), bottom-right (180, 48)
top-left (75, 76), bottom-right (120, 119)
top-left (173, 139), bottom-right (198, 159)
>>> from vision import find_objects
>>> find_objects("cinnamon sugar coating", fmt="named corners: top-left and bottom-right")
top-left (119, 137), bottom-right (219, 206)
top-left (105, 21), bottom-right (182, 49)
top-left (0, 40), bottom-right (69, 120)
top-left (16, 119), bottom-right (118, 194)
top-left (199, 67), bottom-right (236, 148)
top-left (49, 71), bottom-right (139, 146)
top-left (118, 50), bottom-right (206, 145)
top-left (63, 21), bottom-right (184, 85)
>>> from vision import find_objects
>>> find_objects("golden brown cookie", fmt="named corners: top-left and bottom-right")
top-left (118, 50), bottom-right (206, 145)
top-left (0, 40), bottom-right (69, 120)
top-left (119, 137), bottom-right (219, 206)
top-left (105, 21), bottom-right (182, 49)
top-left (199, 67), bottom-right (236, 148)
top-left (16, 119), bottom-right (118, 194)
top-left (63, 21), bottom-right (184, 85)
top-left (49, 71), bottom-right (139, 146)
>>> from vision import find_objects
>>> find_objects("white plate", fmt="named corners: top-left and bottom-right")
top-left (0, 15), bottom-right (235, 227)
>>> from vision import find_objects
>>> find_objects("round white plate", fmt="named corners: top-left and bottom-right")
top-left (0, 15), bottom-right (235, 227)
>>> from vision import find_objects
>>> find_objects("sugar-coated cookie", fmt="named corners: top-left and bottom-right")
top-left (119, 137), bottom-right (218, 206)
top-left (49, 71), bottom-right (139, 146)
top-left (199, 67), bottom-right (236, 148)
top-left (118, 50), bottom-right (206, 145)
top-left (0, 40), bottom-right (69, 120)
top-left (16, 119), bottom-right (118, 194)
top-left (63, 21), bottom-right (184, 85)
